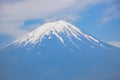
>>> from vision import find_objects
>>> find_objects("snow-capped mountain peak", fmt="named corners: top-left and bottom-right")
top-left (13, 20), bottom-right (100, 47)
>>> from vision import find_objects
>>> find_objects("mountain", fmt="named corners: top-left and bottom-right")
top-left (0, 20), bottom-right (120, 80)
top-left (1, 20), bottom-right (117, 53)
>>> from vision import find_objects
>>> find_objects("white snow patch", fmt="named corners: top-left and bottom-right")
top-left (84, 34), bottom-right (99, 43)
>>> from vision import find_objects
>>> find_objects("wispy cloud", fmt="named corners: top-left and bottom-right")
top-left (100, 1), bottom-right (120, 24)
top-left (43, 14), bottom-right (79, 22)
top-left (107, 41), bottom-right (120, 48)
top-left (0, 0), bottom-right (76, 37)
top-left (0, 0), bottom-right (115, 37)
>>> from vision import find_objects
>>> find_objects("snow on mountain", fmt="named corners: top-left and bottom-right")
top-left (12, 20), bottom-right (102, 48)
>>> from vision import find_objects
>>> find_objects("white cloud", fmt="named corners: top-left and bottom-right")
top-left (0, 21), bottom-right (28, 37)
top-left (43, 14), bottom-right (79, 22)
top-left (0, 0), bottom-right (76, 37)
top-left (1, 0), bottom-right (76, 20)
top-left (0, 0), bottom-right (115, 37)
top-left (107, 41), bottom-right (120, 48)
top-left (101, 5), bottom-right (120, 24)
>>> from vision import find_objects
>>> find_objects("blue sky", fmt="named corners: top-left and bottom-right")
top-left (0, 0), bottom-right (120, 47)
